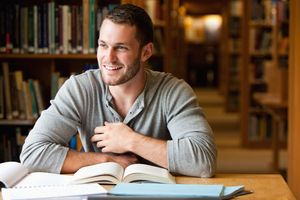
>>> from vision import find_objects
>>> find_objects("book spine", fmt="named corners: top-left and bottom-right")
top-left (0, 76), bottom-right (4, 119)
top-left (0, 9), bottom-right (6, 53)
top-left (38, 5), bottom-right (43, 54)
top-left (54, 3), bottom-right (60, 54)
top-left (12, 4), bottom-right (20, 54)
top-left (62, 5), bottom-right (69, 54)
top-left (43, 3), bottom-right (49, 54)
top-left (33, 80), bottom-right (45, 116)
top-left (2, 62), bottom-right (12, 119)
top-left (89, 0), bottom-right (95, 54)
top-left (14, 71), bottom-right (26, 119)
top-left (22, 80), bottom-right (33, 120)
top-left (9, 72), bottom-right (20, 118)
top-left (28, 79), bottom-right (39, 119)
top-left (27, 6), bottom-right (34, 53)
top-left (5, 5), bottom-right (13, 53)
top-left (82, 0), bottom-right (89, 54)
top-left (33, 5), bottom-right (38, 54)
top-left (77, 6), bottom-right (83, 53)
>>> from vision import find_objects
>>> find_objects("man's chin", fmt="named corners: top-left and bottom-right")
top-left (103, 78), bottom-right (126, 86)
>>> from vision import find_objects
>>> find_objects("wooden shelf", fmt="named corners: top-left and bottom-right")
top-left (221, 0), bottom-right (243, 112)
top-left (249, 21), bottom-right (275, 27)
top-left (0, 119), bottom-right (36, 126)
top-left (0, 54), bottom-right (97, 60)
top-left (241, 0), bottom-right (289, 151)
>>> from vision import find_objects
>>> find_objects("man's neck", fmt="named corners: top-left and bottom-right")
top-left (108, 69), bottom-right (146, 118)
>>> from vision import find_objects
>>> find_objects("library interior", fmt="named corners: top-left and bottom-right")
top-left (0, 0), bottom-right (299, 198)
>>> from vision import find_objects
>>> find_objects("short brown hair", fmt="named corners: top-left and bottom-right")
top-left (105, 4), bottom-right (154, 47)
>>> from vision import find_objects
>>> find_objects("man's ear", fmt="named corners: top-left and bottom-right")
top-left (141, 43), bottom-right (153, 62)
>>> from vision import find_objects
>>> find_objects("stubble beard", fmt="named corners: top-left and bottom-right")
top-left (101, 57), bottom-right (142, 86)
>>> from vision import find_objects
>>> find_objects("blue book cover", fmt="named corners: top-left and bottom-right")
top-left (109, 183), bottom-right (246, 199)
top-left (110, 183), bottom-right (223, 198)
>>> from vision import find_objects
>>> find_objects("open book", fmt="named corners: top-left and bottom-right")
top-left (70, 161), bottom-right (176, 184)
top-left (0, 161), bottom-right (175, 199)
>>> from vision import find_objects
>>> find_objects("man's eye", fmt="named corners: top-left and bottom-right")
top-left (98, 43), bottom-right (107, 48)
top-left (117, 46), bottom-right (127, 50)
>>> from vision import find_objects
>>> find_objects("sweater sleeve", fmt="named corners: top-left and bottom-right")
top-left (19, 76), bottom-right (84, 173)
top-left (165, 80), bottom-right (217, 177)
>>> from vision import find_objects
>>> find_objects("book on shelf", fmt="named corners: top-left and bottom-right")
top-left (229, 0), bottom-right (243, 17)
top-left (2, 62), bottom-right (12, 120)
top-left (251, 0), bottom-right (276, 23)
top-left (0, 76), bottom-right (4, 119)
top-left (0, 128), bottom-right (29, 163)
top-left (0, 1), bottom-right (101, 55)
top-left (14, 71), bottom-right (26, 119)
top-left (0, 162), bottom-right (106, 200)
top-left (0, 62), bottom-right (45, 120)
top-left (82, 0), bottom-right (90, 54)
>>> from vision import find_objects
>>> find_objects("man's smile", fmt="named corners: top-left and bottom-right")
top-left (103, 64), bottom-right (123, 71)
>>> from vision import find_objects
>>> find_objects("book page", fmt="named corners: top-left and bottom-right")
top-left (123, 164), bottom-right (175, 184)
top-left (2, 183), bottom-right (107, 200)
top-left (15, 172), bottom-right (72, 188)
top-left (0, 162), bottom-right (28, 188)
top-left (71, 162), bottom-right (124, 184)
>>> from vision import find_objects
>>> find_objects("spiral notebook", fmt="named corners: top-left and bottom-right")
top-left (0, 162), bottom-right (107, 200)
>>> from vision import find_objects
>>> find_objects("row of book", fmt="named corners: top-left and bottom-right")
top-left (248, 112), bottom-right (288, 142)
top-left (0, 127), bottom-right (27, 162)
top-left (248, 113), bottom-right (272, 141)
top-left (0, 126), bottom-right (81, 162)
top-left (251, 0), bottom-right (276, 23)
top-left (251, 0), bottom-right (289, 24)
top-left (249, 59), bottom-right (273, 83)
top-left (249, 27), bottom-right (273, 54)
top-left (0, 62), bottom-right (46, 120)
top-left (0, 1), bottom-right (117, 55)
top-left (0, 0), bottom-right (167, 55)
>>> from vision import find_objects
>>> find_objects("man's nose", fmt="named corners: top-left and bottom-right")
top-left (106, 48), bottom-right (117, 63)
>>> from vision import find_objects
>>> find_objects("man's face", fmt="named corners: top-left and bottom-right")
top-left (97, 19), bottom-right (143, 86)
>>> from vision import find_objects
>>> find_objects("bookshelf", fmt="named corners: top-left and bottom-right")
top-left (288, 0), bottom-right (300, 196)
top-left (240, 0), bottom-right (289, 150)
top-left (222, 0), bottom-right (243, 112)
top-left (0, 0), bottom-right (182, 162)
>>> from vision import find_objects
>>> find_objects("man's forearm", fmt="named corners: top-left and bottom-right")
top-left (61, 150), bottom-right (139, 173)
top-left (61, 150), bottom-right (109, 173)
top-left (128, 133), bottom-right (168, 168)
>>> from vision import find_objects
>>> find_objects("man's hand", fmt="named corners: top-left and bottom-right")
top-left (91, 122), bottom-right (136, 154)
top-left (90, 121), bottom-right (168, 169)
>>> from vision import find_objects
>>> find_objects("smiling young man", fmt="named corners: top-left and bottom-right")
top-left (20, 4), bottom-right (217, 178)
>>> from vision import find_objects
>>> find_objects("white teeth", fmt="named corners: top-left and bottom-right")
top-left (104, 65), bottom-right (122, 70)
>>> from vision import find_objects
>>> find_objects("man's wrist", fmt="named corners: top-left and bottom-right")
top-left (127, 131), bottom-right (142, 153)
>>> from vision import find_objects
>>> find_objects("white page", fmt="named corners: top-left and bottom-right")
top-left (123, 164), bottom-right (175, 183)
top-left (0, 162), bottom-right (28, 188)
top-left (72, 162), bottom-right (124, 183)
top-left (2, 183), bottom-right (107, 200)
top-left (15, 172), bottom-right (72, 188)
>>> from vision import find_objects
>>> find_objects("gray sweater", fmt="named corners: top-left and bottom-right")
top-left (20, 69), bottom-right (217, 177)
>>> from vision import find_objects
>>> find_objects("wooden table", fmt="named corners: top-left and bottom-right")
top-left (0, 174), bottom-right (295, 200)
top-left (175, 174), bottom-right (295, 199)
